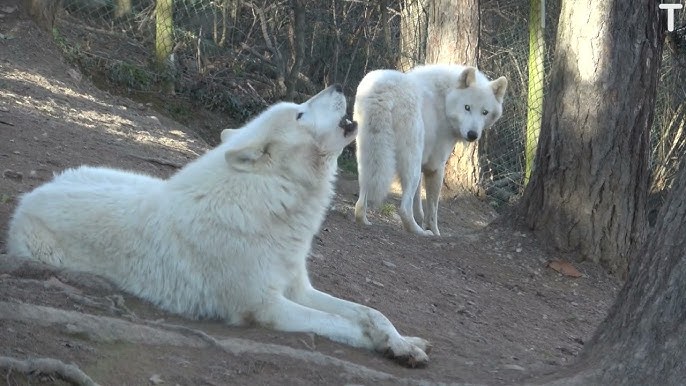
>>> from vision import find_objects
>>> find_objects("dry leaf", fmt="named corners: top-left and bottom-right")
top-left (546, 259), bottom-right (582, 278)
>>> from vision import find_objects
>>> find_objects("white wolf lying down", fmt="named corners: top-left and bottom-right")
top-left (7, 85), bottom-right (430, 367)
top-left (354, 64), bottom-right (508, 236)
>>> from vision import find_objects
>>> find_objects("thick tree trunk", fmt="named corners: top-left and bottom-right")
top-left (518, 0), bottom-right (665, 277)
top-left (424, 0), bottom-right (479, 65)
top-left (424, 0), bottom-right (481, 196)
top-left (397, 0), bottom-right (428, 72)
top-left (285, 0), bottom-right (305, 101)
top-left (541, 150), bottom-right (686, 385)
top-left (25, 0), bottom-right (61, 31)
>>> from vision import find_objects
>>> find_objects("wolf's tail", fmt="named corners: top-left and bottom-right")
top-left (354, 97), bottom-right (396, 207)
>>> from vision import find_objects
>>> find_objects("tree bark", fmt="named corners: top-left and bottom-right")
top-left (285, 0), bottom-right (305, 101)
top-left (541, 147), bottom-right (686, 385)
top-left (518, 0), bottom-right (665, 277)
top-left (25, 0), bottom-right (61, 31)
top-left (423, 0), bottom-right (481, 196)
top-left (155, 0), bottom-right (175, 94)
top-left (425, 0), bottom-right (479, 65)
top-left (397, 0), bottom-right (428, 72)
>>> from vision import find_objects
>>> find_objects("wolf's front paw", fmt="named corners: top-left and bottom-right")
top-left (403, 336), bottom-right (432, 354)
top-left (384, 341), bottom-right (429, 368)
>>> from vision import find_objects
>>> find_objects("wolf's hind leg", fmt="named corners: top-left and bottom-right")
top-left (7, 214), bottom-right (66, 265)
top-left (412, 179), bottom-right (424, 226)
top-left (397, 159), bottom-right (432, 236)
top-left (354, 191), bottom-right (372, 226)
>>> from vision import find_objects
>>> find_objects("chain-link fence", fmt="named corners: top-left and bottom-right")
top-left (55, 0), bottom-right (396, 121)
top-left (44, 0), bottom-right (686, 210)
top-left (477, 0), bottom-right (559, 206)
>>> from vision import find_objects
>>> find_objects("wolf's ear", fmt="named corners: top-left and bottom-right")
top-left (224, 142), bottom-right (272, 171)
top-left (220, 128), bottom-right (238, 143)
top-left (490, 77), bottom-right (508, 103)
top-left (457, 67), bottom-right (478, 88)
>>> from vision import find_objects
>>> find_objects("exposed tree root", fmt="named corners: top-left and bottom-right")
top-left (0, 356), bottom-right (100, 386)
top-left (0, 301), bottom-right (430, 385)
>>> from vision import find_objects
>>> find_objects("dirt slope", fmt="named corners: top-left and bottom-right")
top-left (0, 6), bottom-right (621, 386)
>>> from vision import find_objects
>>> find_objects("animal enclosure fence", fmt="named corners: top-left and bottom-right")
top-left (48, 0), bottom-right (686, 211)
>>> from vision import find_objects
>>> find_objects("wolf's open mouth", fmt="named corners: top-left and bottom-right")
top-left (339, 116), bottom-right (358, 137)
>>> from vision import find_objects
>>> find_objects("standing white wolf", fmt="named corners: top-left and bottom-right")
top-left (354, 64), bottom-right (508, 236)
top-left (7, 85), bottom-right (430, 367)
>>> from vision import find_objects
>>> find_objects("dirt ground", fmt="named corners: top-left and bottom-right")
top-left (0, 5), bottom-right (622, 386)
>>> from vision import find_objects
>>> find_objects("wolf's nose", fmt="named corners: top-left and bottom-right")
top-left (466, 130), bottom-right (478, 142)
top-left (332, 84), bottom-right (343, 93)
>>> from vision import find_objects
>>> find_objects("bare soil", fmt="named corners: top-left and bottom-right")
top-left (0, 5), bottom-right (621, 386)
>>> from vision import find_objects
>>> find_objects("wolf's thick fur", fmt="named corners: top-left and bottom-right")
top-left (354, 64), bottom-right (508, 236)
top-left (7, 85), bottom-right (430, 366)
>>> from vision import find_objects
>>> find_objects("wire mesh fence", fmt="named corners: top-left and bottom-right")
top-left (477, 0), bottom-right (559, 206)
top-left (47, 0), bottom-right (686, 210)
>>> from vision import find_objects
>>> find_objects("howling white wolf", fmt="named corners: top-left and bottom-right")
top-left (7, 84), bottom-right (430, 367)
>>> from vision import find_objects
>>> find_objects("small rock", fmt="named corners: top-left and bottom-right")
top-left (0, 106), bottom-right (8, 112)
top-left (365, 277), bottom-right (384, 287)
top-left (515, 247), bottom-right (523, 253)
top-left (149, 374), bottom-right (164, 384)
top-left (382, 260), bottom-right (396, 268)
top-left (3, 169), bottom-right (23, 181)
top-left (503, 364), bottom-right (526, 371)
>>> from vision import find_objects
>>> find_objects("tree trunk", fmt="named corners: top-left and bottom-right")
top-left (285, 0), bottom-right (305, 101)
top-left (423, 0), bottom-right (481, 196)
top-left (541, 147), bottom-right (686, 385)
top-left (518, 0), bottom-right (665, 277)
top-left (25, 0), bottom-right (61, 31)
top-left (397, 0), bottom-right (428, 72)
top-left (425, 0), bottom-right (479, 65)
top-left (155, 0), bottom-right (175, 94)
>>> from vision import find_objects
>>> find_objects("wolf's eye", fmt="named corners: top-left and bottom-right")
top-left (464, 105), bottom-right (471, 111)
top-left (482, 109), bottom-right (488, 115)
top-left (296, 112), bottom-right (304, 120)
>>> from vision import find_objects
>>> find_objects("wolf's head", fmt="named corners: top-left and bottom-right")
top-left (220, 84), bottom-right (358, 174)
top-left (445, 67), bottom-right (508, 143)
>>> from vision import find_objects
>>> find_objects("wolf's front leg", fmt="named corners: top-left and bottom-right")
top-left (254, 295), bottom-right (374, 348)
top-left (422, 167), bottom-right (443, 236)
top-left (290, 284), bottom-right (430, 367)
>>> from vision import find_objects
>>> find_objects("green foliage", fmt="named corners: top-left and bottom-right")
top-left (379, 203), bottom-right (396, 217)
top-left (106, 61), bottom-right (154, 91)
top-left (337, 147), bottom-right (358, 175)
